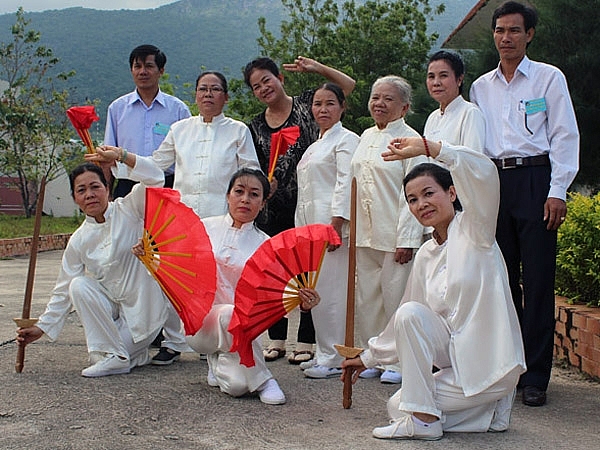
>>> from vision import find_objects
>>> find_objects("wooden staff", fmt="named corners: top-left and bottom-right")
top-left (14, 176), bottom-right (46, 373)
top-left (335, 178), bottom-right (363, 409)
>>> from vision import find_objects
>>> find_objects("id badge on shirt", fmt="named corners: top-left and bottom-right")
top-left (524, 98), bottom-right (547, 115)
top-left (520, 98), bottom-right (546, 134)
top-left (153, 122), bottom-right (171, 136)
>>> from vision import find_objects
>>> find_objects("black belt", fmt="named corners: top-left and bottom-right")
top-left (491, 154), bottom-right (550, 170)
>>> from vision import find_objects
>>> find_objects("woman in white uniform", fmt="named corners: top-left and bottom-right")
top-left (342, 138), bottom-right (526, 440)
top-left (350, 75), bottom-right (427, 383)
top-left (143, 71), bottom-right (260, 219)
top-left (172, 168), bottom-right (321, 404)
top-left (423, 50), bottom-right (485, 150)
top-left (294, 83), bottom-right (359, 379)
top-left (17, 158), bottom-right (168, 377)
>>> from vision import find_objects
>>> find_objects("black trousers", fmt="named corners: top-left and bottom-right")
top-left (268, 311), bottom-right (315, 344)
top-left (495, 165), bottom-right (556, 390)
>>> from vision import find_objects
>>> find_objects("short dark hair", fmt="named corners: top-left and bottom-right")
top-left (129, 44), bottom-right (167, 70)
top-left (428, 50), bottom-right (465, 95)
top-left (227, 167), bottom-right (270, 201)
top-left (243, 57), bottom-right (280, 88)
top-left (195, 71), bottom-right (228, 93)
top-left (403, 163), bottom-right (462, 212)
top-left (492, 1), bottom-right (538, 31)
top-left (69, 163), bottom-right (108, 198)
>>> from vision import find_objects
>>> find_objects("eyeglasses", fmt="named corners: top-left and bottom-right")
top-left (196, 85), bottom-right (225, 94)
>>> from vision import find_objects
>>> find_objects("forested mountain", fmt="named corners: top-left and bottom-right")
top-left (0, 0), bottom-right (475, 131)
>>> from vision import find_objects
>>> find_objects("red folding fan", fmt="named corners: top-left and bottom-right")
top-left (229, 224), bottom-right (342, 367)
top-left (137, 187), bottom-right (217, 335)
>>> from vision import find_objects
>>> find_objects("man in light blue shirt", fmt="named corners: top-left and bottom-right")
top-left (104, 44), bottom-right (191, 197)
top-left (104, 44), bottom-right (191, 365)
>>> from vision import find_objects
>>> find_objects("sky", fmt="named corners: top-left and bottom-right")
top-left (0, 1), bottom-right (179, 15)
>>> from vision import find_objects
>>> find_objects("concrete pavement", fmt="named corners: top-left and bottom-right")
top-left (1, 250), bottom-right (599, 449)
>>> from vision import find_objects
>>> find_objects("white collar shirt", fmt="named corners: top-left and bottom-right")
top-left (470, 56), bottom-right (579, 200)
top-left (146, 113), bottom-right (260, 219)
top-left (295, 121), bottom-right (359, 233)
top-left (424, 95), bottom-right (486, 151)
top-left (351, 117), bottom-right (426, 251)
top-left (202, 214), bottom-right (268, 306)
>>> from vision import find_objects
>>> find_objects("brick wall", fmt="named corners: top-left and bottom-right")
top-left (0, 234), bottom-right (71, 258)
top-left (555, 297), bottom-right (600, 379)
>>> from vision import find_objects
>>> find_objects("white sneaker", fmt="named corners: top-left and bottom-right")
top-left (358, 367), bottom-right (381, 379)
top-left (380, 369), bottom-right (402, 384)
top-left (489, 389), bottom-right (517, 432)
top-left (304, 365), bottom-right (343, 379)
top-left (207, 368), bottom-right (219, 387)
top-left (81, 354), bottom-right (130, 378)
top-left (373, 415), bottom-right (443, 440)
top-left (257, 378), bottom-right (286, 405)
top-left (299, 359), bottom-right (316, 370)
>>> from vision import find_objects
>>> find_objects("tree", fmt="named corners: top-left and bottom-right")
top-left (0, 8), bottom-right (79, 217)
top-left (227, 0), bottom-right (443, 133)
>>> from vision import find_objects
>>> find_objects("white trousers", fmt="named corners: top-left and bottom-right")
top-left (311, 239), bottom-right (348, 368)
top-left (386, 301), bottom-right (519, 432)
top-left (70, 276), bottom-right (158, 366)
top-left (160, 302), bottom-right (193, 352)
top-left (356, 247), bottom-right (412, 371)
top-left (186, 304), bottom-right (272, 396)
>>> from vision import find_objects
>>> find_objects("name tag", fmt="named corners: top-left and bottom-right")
top-left (153, 122), bottom-right (171, 135)
top-left (525, 98), bottom-right (547, 115)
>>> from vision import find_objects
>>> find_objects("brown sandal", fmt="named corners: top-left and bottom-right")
top-left (263, 348), bottom-right (286, 362)
top-left (287, 350), bottom-right (314, 365)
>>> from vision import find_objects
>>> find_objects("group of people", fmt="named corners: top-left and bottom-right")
top-left (17, 1), bottom-right (579, 441)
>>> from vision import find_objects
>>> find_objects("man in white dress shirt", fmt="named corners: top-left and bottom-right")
top-left (470, 1), bottom-right (579, 407)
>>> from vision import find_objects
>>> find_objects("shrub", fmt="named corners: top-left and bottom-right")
top-left (555, 192), bottom-right (600, 306)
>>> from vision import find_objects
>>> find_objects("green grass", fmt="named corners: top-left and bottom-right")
top-left (0, 214), bottom-right (84, 239)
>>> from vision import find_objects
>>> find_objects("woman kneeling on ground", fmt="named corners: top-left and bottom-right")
top-left (342, 138), bottom-right (526, 440)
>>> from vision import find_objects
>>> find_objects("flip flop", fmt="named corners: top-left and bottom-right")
top-left (263, 348), bottom-right (286, 362)
top-left (287, 350), bottom-right (314, 365)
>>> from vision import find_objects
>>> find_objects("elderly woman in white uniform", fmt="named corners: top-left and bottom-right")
top-left (294, 83), bottom-right (359, 379)
top-left (423, 50), bottom-right (485, 150)
top-left (350, 75), bottom-right (427, 383)
top-left (343, 138), bottom-right (526, 440)
top-left (17, 157), bottom-right (168, 377)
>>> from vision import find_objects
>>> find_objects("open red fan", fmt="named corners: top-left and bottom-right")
top-left (268, 126), bottom-right (300, 181)
top-left (137, 187), bottom-right (217, 335)
top-left (66, 106), bottom-right (99, 154)
top-left (229, 224), bottom-right (342, 367)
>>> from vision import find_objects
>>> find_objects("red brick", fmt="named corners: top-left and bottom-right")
top-left (581, 357), bottom-right (600, 378)
top-left (555, 321), bottom-right (566, 337)
top-left (572, 312), bottom-right (587, 329)
top-left (579, 329), bottom-right (593, 345)
top-left (577, 342), bottom-right (591, 360)
top-left (593, 334), bottom-right (600, 349)
top-left (587, 316), bottom-right (600, 335)
top-left (568, 351), bottom-right (581, 368)
top-left (563, 337), bottom-right (574, 352)
top-left (592, 347), bottom-right (600, 365)
top-left (569, 327), bottom-right (579, 341)
top-left (558, 308), bottom-right (568, 323)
